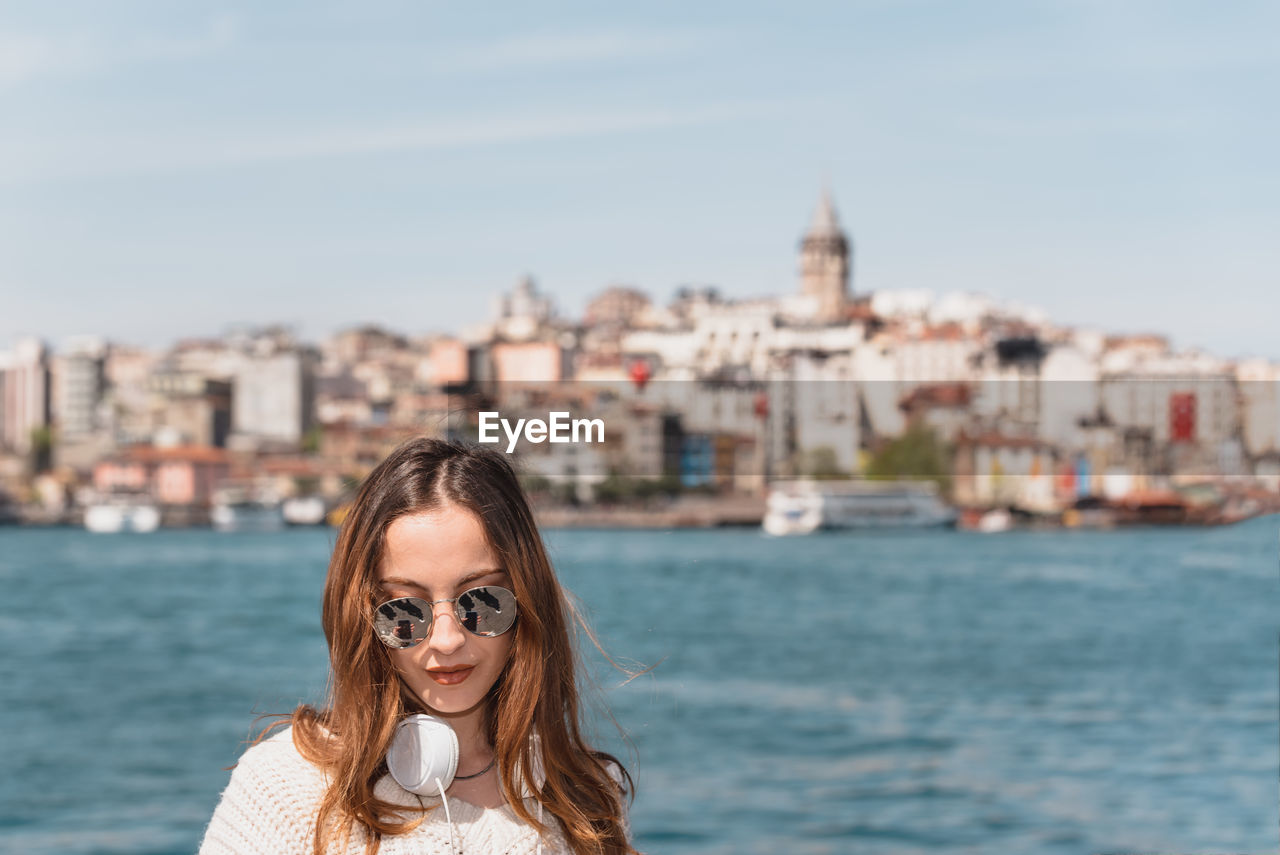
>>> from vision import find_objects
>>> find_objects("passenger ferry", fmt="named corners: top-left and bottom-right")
top-left (763, 479), bottom-right (956, 535)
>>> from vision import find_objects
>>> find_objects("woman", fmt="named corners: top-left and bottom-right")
top-left (200, 437), bottom-right (636, 855)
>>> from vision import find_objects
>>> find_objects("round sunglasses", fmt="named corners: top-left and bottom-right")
top-left (374, 586), bottom-right (518, 649)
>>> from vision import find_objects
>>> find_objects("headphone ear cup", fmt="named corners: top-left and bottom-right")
top-left (387, 714), bottom-right (460, 796)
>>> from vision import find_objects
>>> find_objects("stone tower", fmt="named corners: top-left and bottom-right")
top-left (799, 191), bottom-right (851, 323)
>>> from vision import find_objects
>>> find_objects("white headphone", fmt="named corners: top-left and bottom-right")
top-left (387, 713), bottom-right (460, 796)
top-left (386, 714), bottom-right (548, 855)
top-left (387, 713), bottom-right (546, 797)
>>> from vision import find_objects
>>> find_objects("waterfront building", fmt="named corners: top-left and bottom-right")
top-left (952, 431), bottom-right (1058, 510)
top-left (1236, 359), bottom-right (1280, 461)
top-left (1097, 345), bottom-right (1240, 475)
top-left (92, 444), bottom-right (231, 508)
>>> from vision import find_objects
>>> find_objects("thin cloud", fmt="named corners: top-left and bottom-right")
top-left (949, 109), bottom-right (1209, 139)
top-left (132, 14), bottom-right (238, 62)
top-left (0, 31), bottom-right (92, 87)
top-left (0, 15), bottom-right (237, 90)
top-left (893, 14), bottom-right (1277, 86)
top-left (0, 100), bottom-right (785, 184)
top-left (430, 28), bottom-right (716, 74)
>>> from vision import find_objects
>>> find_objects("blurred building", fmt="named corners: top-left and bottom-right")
top-left (315, 371), bottom-right (372, 426)
top-left (798, 191), bottom-right (852, 323)
top-left (425, 338), bottom-right (471, 387)
top-left (584, 285), bottom-right (652, 328)
top-left (232, 349), bottom-right (317, 447)
top-left (899, 383), bottom-right (973, 443)
top-left (167, 337), bottom-right (246, 381)
top-left (93, 445), bottom-right (231, 507)
top-left (329, 324), bottom-right (409, 365)
top-left (52, 336), bottom-right (107, 442)
top-left (971, 335), bottom-right (1049, 435)
top-left (148, 369), bottom-right (233, 447)
top-left (1236, 359), bottom-right (1280, 461)
top-left (491, 340), bottom-right (574, 383)
top-left (580, 286), bottom-right (656, 374)
top-left (0, 338), bottom-right (51, 455)
top-left (319, 422), bottom-right (419, 470)
top-left (1098, 345), bottom-right (1240, 475)
top-left (953, 432), bottom-right (1057, 510)
top-left (492, 275), bottom-right (555, 341)
top-left (48, 337), bottom-right (120, 472)
top-left (1037, 343), bottom-right (1100, 452)
top-left (101, 345), bottom-right (158, 446)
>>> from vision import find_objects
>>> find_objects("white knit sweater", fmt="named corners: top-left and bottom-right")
top-left (199, 727), bottom-right (576, 855)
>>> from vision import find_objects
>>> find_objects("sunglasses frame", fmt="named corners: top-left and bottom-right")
top-left (373, 586), bottom-right (518, 649)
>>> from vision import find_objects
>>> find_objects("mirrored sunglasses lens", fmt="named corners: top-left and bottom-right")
top-left (455, 586), bottom-right (517, 636)
top-left (374, 597), bottom-right (432, 648)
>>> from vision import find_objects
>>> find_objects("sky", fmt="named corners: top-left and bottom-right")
top-left (1, 0), bottom-right (1277, 358)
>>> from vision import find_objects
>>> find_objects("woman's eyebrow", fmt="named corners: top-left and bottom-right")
top-left (380, 568), bottom-right (507, 590)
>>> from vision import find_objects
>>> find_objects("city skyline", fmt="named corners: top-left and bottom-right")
top-left (3, 1), bottom-right (1276, 358)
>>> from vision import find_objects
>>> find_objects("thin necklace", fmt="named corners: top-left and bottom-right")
top-left (453, 756), bottom-right (496, 781)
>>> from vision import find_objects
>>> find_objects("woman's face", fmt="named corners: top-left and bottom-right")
top-left (377, 504), bottom-right (515, 718)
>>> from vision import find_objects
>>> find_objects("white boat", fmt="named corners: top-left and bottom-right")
top-left (763, 479), bottom-right (956, 535)
top-left (976, 508), bottom-right (1014, 533)
top-left (84, 500), bottom-right (161, 533)
top-left (212, 485), bottom-right (285, 532)
top-left (283, 495), bottom-right (327, 526)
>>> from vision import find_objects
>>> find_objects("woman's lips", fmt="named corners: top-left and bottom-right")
top-left (428, 666), bottom-right (474, 686)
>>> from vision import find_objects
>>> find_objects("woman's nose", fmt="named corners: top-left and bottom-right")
top-left (426, 605), bottom-right (466, 654)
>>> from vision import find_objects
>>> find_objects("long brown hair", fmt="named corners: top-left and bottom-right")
top-left (276, 436), bottom-right (636, 854)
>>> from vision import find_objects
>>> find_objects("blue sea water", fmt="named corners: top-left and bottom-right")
top-left (0, 519), bottom-right (1276, 854)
